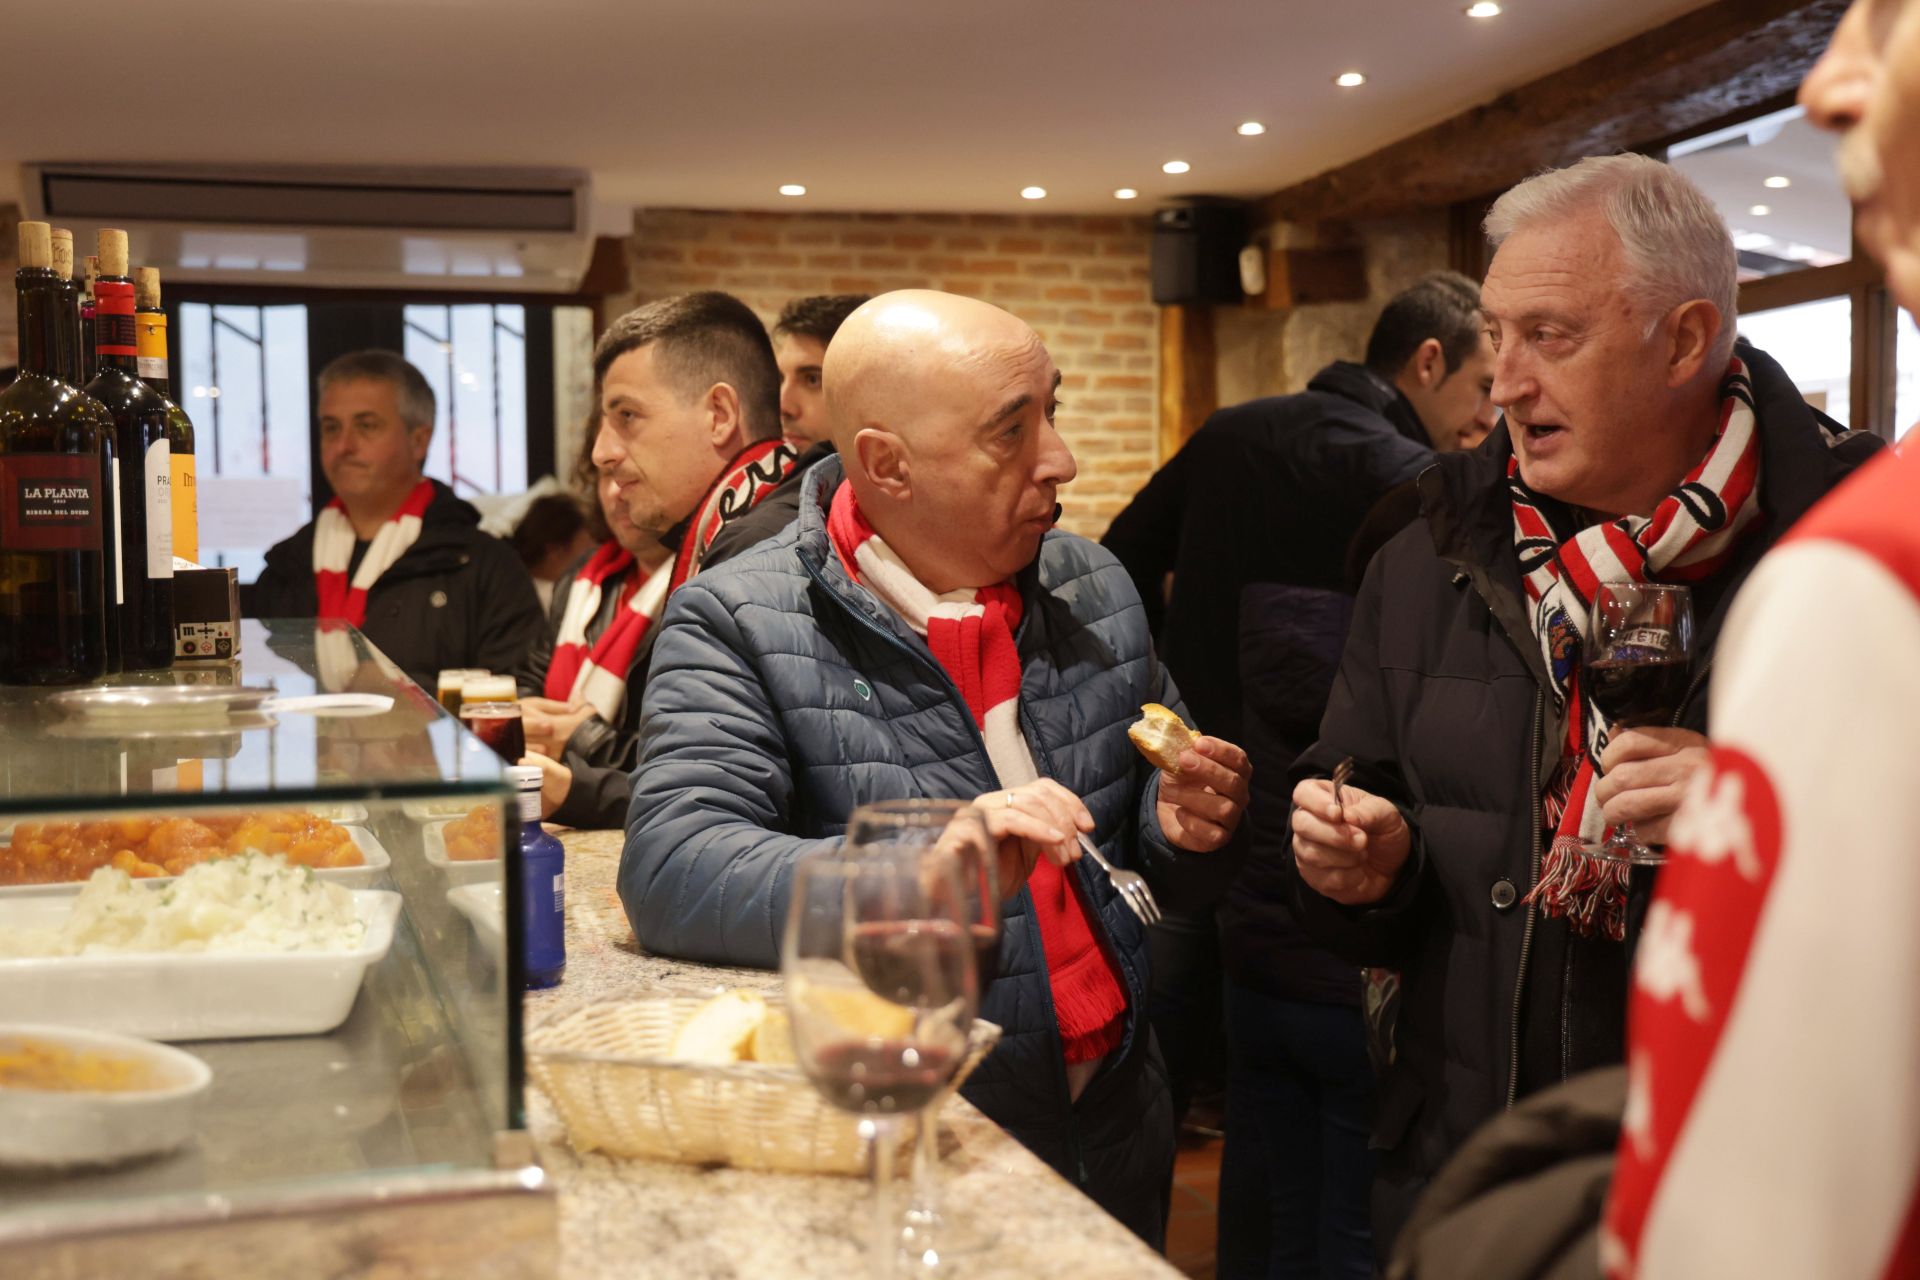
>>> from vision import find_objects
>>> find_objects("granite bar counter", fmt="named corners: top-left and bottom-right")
top-left (530, 829), bottom-right (1182, 1280)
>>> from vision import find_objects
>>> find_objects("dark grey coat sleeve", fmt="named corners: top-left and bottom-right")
top-left (616, 581), bottom-right (836, 968)
top-left (1284, 551), bottom-right (1434, 969)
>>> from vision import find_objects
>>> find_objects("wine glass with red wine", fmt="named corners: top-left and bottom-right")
top-left (1584, 582), bottom-right (1694, 865)
top-left (783, 839), bottom-right (978, 1277)
top-left (838, 801), bottom-right (1001, 1260)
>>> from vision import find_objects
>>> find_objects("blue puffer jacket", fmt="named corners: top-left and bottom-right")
top-left (620, 456), bottom-right (1235, 1165)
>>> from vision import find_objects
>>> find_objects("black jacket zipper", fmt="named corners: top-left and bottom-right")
top-left (1507, 688), bottom-right (1544, 1109)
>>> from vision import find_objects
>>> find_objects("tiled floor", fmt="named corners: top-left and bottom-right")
top-left (1165, 1125), bottom-right (1224, 1280)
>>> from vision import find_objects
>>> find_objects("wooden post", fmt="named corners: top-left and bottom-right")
top-left (1157, 305), bottom-right (1216, 463)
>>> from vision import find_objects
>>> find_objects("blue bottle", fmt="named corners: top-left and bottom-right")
top-left (506, 765), bottom-right (565, 989)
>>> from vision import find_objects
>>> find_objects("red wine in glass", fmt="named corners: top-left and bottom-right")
top-left (968, 923), bottom-right (1000, 993)
top-left (812, 1039), bottom-right (957, 1115)
top-left (1585, 656), bottom-right (1690, 727)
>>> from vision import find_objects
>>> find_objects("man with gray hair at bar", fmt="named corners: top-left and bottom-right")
top-left (247, 349), bottom-right (545, 688)
top-left (1282, 152), bottom-right (1876, 1258)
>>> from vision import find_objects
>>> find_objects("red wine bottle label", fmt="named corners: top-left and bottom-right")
top-left (95, 279), bottom-right (138, 358)
top-left (0, 454), bottom-right (104, 551)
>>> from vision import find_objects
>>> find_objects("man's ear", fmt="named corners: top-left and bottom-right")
top-left (1665, 301), bottom-right (1723, 387)
top-left (409, 424), bottom-right (433, 469)
top-left (1409, 338), bottom-right (1446, 389)
top-left (853, 427), bottom-right (912, 500)
top-left (704, 382), bottom-right (747, 454)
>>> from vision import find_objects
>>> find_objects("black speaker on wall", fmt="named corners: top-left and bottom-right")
top-left (1151, 199), bottom-right (1249, 306)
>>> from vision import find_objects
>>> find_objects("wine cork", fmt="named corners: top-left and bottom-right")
top-left (50, 228), bottom-right (74, 279)
top-left (97, 228), bottom-right (130, 278)
top-left (17, 220), bottom-right (52, 270)
top-left (135, 266), bottom-right (162, 309)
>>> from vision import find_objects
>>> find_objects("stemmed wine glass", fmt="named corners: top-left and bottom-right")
top-left (1583, 582), bottom-right (1695, 865)
top-left (783, 832), bottom-right (978, 1277)
top-left (843, 801), bottom-right (1002, 1260)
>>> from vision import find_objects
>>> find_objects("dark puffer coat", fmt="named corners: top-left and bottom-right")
top-left (621, 456), bottom-right (1241, 1239)
top-left (247, 479), bottom-right (546, 690)
top-left (1285, 342), bottom-right (1879, 1253)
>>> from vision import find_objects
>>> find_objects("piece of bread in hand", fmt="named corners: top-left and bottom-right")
top-left (1128, 702), bottom-right (1197, 774)
top-left (669, 989), bottom-right (768, 1064)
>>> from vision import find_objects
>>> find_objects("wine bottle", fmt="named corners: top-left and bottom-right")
top-left (85, 229), bottom-right (174, 671)
top-left (79, 255), bottom-right (99, 387)
top-left (135, 267), bottom-right (198, 565)
top-left (0, 221), bottom-right (115, 685)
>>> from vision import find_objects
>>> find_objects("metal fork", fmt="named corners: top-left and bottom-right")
top-left (1330, 757), bottom-right (1355, 819)
top-left (1075, 833), bottom-right (1162, 925)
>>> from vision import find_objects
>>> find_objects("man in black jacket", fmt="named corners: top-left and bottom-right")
top-left (1104, 273), bottom-right (1494, 1280)
top-left (247, 350), bottom-right (545, 690)
top-left (1287, 154), bottom-right (1880, 1261)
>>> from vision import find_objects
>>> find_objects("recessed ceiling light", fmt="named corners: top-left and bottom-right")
top-left (1113, 188), bottom-right (1139, 200)
top-left (778, 184), bottom-right (806, 197)
top-left (1465, 2), bottom-right (1502, 16)
top-left (1237, 121), bottom-right (1267, 137)
top-left (1749, 204), bottom-right (1772, 216)
top-left (1335, 71), bottom-right (1367, 88)
top-left (1021, 186), bottom-right (1048, 200)
top-left (1764, 175), bottom-right (1792, 189)
top-left (1162, 160), bottom-right (1191, 175)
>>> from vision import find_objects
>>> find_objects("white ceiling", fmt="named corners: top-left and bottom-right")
top-left (1, 0), bottom-right (1719, 219)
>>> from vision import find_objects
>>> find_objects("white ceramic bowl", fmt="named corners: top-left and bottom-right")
top-left (0, 1024), bottom-right (212, 1168)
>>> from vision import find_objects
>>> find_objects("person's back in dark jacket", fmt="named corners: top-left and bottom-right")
top-left (248, 479), bottom-right (545, 690)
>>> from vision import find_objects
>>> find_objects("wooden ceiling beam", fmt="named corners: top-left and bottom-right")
top-left (1259, 0), bottom-right (1848, 226)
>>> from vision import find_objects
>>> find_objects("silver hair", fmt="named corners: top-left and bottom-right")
top-left (1484, 153), bottom-right (1738, 367)
top-left (317, 349), bottom-right (437, 432)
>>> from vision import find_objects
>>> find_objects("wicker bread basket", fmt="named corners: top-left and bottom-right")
top-left (527, 994), bottom-right (1002, 1175)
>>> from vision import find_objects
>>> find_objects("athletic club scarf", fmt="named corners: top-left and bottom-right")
top-left (670, 439), bottom-right (800, 586)
top-left (1517, 360), bottom-right (1762, 939)
top-left (826, 482), bottom-right (1127, 1065)
top-left (312, 478), bottom-right (438, 628)
top-left (544, 542), bottom-right (674, 722)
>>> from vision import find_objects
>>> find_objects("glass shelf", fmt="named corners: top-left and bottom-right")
top-left (0, 619), bottom-right (518, 1234)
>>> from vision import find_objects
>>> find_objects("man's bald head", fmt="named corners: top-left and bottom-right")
top-left (822, 290), bottom-right (1075, 593)
top-left (825, 291), bottom-right (1049, 455)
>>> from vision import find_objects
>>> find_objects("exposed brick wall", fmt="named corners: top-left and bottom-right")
top-left (613, 209), bottom-right (1158, 538)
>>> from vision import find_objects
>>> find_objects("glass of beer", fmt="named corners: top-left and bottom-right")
top-left (437, 668), bottom-right (483, 715)
top-left (461, 701), bottom-right (526, 764)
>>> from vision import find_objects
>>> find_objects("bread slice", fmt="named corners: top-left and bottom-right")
top-left (669, 990), bottom-right (768, 1064)
top-left (1127, 702), bottom-right (1196, 774)
top-left (747, 1007), bottom-right (798, 1065)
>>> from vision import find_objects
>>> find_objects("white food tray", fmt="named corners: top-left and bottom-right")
top-left (447, 883), bottom-right (505, 959)
top-left (0, 826), bottom-right (392, 897)
top-left (401, 798), bottom-right (491, 824)
top-left (423, 818), bottom-right (502, 887)
top-left (0, 890), bottom-right (403, 1042)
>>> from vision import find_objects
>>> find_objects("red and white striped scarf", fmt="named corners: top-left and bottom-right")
top-left (1515, 360), bottom-right (1761, 938)
top-left (826, 482), bottom-right (1127, 1065)
top-left (312, 478), bottom-right (438, 628)
top-left (670, 439), bottom-right (799, 586)
top-left (544, 541), bottom-right (673, 722)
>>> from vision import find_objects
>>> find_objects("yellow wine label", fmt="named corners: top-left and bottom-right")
top-left (170, 451), bottom-right (198, 565)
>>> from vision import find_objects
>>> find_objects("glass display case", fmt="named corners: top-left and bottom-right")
top-left (0, 620), bottom-right (553, 1276)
